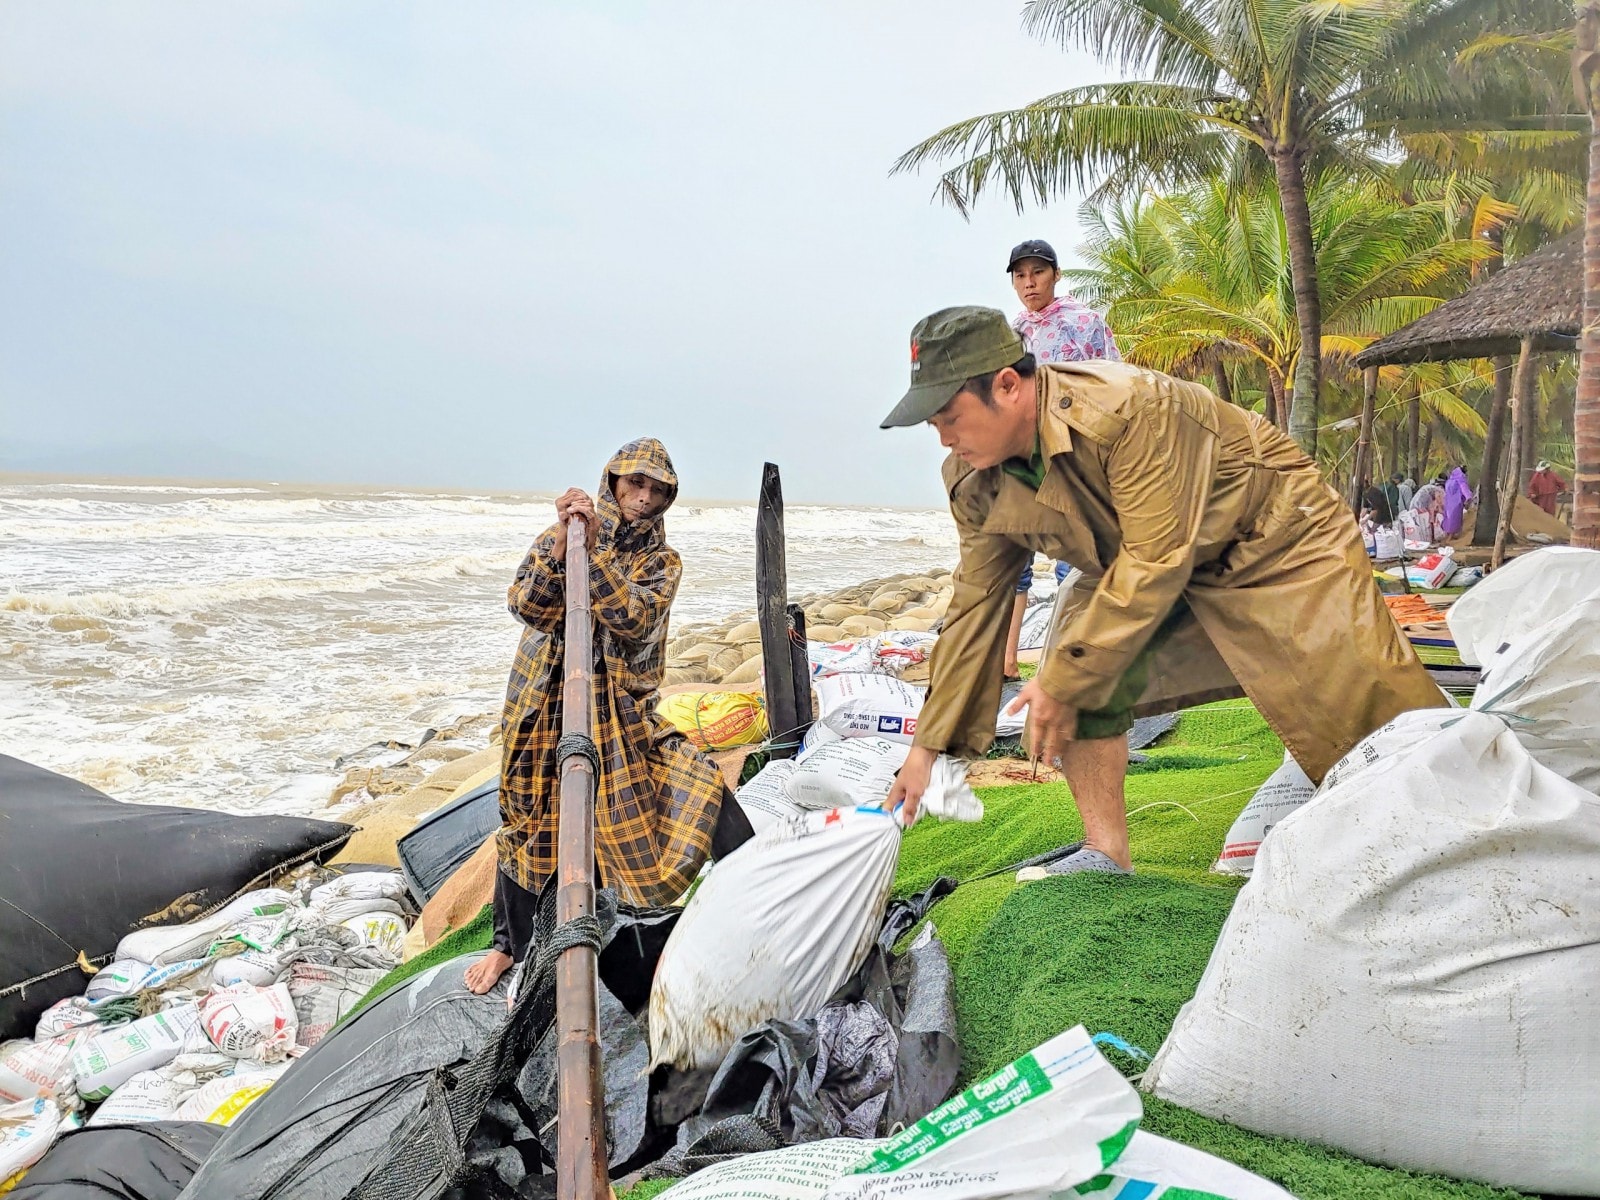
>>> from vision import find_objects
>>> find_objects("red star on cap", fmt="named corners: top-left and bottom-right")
top-left (910, 338), bottom-right (920, 364)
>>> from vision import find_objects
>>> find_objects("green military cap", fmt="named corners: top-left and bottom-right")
top-left (879, 305), bottom-right (1026, 429)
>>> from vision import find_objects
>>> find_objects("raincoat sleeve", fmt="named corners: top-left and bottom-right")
top-left (1036, 394), bottom-right (1210, 712)
top-left (507, 527), bottom-right (566, 629)
top-left (912, 472), bottom-right (1030, 757)
top-left (591, 545), bottom-right (682, 644)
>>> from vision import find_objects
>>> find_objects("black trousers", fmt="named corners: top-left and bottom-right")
top-left (490, 788), bottom-right (755, 960)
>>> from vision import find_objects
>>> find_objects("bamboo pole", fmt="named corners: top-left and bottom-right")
top-left (1493, 340), bottom-right (1538, 571)
top-left (556, 513), bottom-right (608, 1200)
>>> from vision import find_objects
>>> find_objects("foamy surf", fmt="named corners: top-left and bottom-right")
top-left (0, 479), bottom-right (958, 816)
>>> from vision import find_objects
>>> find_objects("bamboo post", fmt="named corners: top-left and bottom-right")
top-left (556, 514), bottom-right (608, 1200)
top-left (1493, 339), bottom-right (1538, 570)
top-left (757, 463), bottom-right (803, 759)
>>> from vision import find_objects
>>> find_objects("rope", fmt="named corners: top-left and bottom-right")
top-left (555, 732), bottom-right (601, 778)
top-left (513, 914), bottom-right (604, 1003)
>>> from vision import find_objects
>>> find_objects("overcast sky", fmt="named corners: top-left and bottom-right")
top-left (0, 2), bottom-right (1111, 507)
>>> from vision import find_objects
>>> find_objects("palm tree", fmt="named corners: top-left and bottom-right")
top-left (894, 0), bottom-right (1576, 457)
top-left (1575, 0), bottom-right (1600, 548)
top-left (1065, 176), bottom-right (1493, 454)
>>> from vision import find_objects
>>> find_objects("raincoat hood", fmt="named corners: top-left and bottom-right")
top-left (598, 437), bottom-right (679, 553)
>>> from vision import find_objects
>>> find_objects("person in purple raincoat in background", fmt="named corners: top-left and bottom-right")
top-left (1442, 465), bottom-right (1474, 538)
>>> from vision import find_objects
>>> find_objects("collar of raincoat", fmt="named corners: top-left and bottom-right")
top-left (597, 437), bottom-right (679, 553)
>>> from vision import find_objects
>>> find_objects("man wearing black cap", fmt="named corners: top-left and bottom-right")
top-left (881, 306), bottom-right (1444, 877)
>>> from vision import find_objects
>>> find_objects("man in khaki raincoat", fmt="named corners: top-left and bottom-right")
top-left (883, 307), bottom-right (1444, 876)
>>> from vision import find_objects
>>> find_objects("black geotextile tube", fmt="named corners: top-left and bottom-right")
top-left (344, 886), bottom-right (601, 1200)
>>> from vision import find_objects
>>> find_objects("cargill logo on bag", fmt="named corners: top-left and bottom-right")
top-left (877, 715), bottom-right (916, 736)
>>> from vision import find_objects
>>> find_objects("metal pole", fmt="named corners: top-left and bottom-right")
top-left (556, 514), bottom-right (608, 1200)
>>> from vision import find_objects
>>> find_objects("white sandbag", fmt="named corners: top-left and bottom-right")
top-left (1017, 601), bottom-right (1054, 651)
top-left (212, 944), bottom-right (300, 989)
top-left (1447, 545), bottom-right (1600, 665)
top-left (0, 1096), bottom-right (70, 1183)
top-left (1318, 705), bottom-right (1465, 792)
top-left (286, 963), bottom-right (387, 1048)
top-left (0, 1038), bottom-right (77, 1105)
top-left (1373, 524), bottom-right (1403, 560)
top-left (1144, 710), bottom-right (1600, 1194)
top-left (309, 895), bottom-right (406, 926)
top-left (308, 872), bottom-right (408, 910)
top-left (33, 998), bottom-right (100, 1043)
top-left (1104, 1131), bottom-right (1293, 1200)
top-left (83, 959), bottom-right (154, 1002)
top-left (814, 673), bottom-right (926, 744)
top-left (173, 1068), bottom-right (283, 1126)
top-left (70, 1005), bottom-right (201, 1102)
top-left (648, 806), bottom-right (901, 1072)
top-left (1470, 596), bottom-right (1600, 791)
top-left (340, 912), bottom-right (407, 960)
top-left (85, 1069), bottom-right (185, 1125)
top-left (1213, 751), bottom-right (1315, 877)
top-left (1400, 548), bottom-right (1457, 589)
top-left (799, 721), bottom-right (844, 755)
top-left (115, 888), bottom-right (298, 967)
top-left (199, 985), bottom-right (298, 1062)
top-left (732, 758), bottom-right (807, 835)
top-left (661, 1025), bottom-right (1141, 1200)
top-left (787, 737), bottom-right (910, 810)
top-left (808, 632), bottom-right (938, 681)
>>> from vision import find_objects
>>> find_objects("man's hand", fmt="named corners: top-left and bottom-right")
top-left (1006, 680), bottom-right (1078, 773)
top-left (550, 488), bottom-right (597, 558)
top-left (887, 746), bottom-right (937, 826)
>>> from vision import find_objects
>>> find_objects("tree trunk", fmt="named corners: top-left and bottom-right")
top-left (1353, 366), bottom-right (1378, 510)
top-left (1419, 421), bottom-right (1434, 481)
top-left (1406, 387), bottom-right (1421, 481)
top-left (1274, 145), bottom-right (1323, 457)
top-left (1577, 2), bottom-right (1600, 548)
top-left (1213, 356), bottom-right (1235, 407)
top-left (1472, 357), bottom-right (1513, 545)
top-left (1494, 339), bottom-right (1537, 570)
top-left (1266, 368), bottom-right (1288, 431)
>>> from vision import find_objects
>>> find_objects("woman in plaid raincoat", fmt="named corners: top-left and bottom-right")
top-left (466, 438), bottom-right (753, 995)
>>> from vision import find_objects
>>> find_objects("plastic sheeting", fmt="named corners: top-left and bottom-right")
top-left (0, 755), bottom-right (352, 1042)
top-left (11, 1121), bottom-right (225, 1200)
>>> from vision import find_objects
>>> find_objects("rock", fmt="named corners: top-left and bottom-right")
top-left (723, 655), bottom-right (764, 686)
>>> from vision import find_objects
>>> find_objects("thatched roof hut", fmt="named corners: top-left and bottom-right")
top-left (1357, 232), bottom-right (1581, 368)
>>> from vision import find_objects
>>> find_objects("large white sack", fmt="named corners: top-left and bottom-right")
top-left (340, 912), bottom-right (407, 960)
top-left (814, 674), bottom-right (926, 744)
top-left (787, 737), bottom-right (910, 810)
top-left (199, 985), bottom-right (298, 1062)
top-left (661, 1026), bottom-right (1143, 1200)
top-left (0, 1037), bottom-right (77, 1106)
top-left (1213, 751), bottom-right (1315, 877)
top-left (308, 871), bottom-right (408, 909)
top-left (173, 1066), bottom-right (285, 1126)
top-left (70, 1005), bottom-right (201, 1102)
top-left (0, 1096), bottom-right (70, 1184)
top-left (732, 758), bottom-right (807, 835)
top-left (648, 806), bottom-right (901, 1072)
top-left (286, 963), bottom-right (387, 1049)
top-left (1105, 1131), bottom-right (1293, 1200)
top-left (85, 1069), bottom-right (185, 1125)
top-left (1447, 545), bottom-right (1600, 665)
top-left (1144, 709), bottom-right (1600, 1194)
top-left (115, 888), bottom-right (298, 967)
top-left (1469, 596), bottom-right (1600, 791)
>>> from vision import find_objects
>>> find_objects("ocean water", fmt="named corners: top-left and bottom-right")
top-left (0, 479), bottom-right (958, 816)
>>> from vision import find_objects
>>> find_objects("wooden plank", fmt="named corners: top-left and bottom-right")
top-left (757, 464), bottom-right (802, 758)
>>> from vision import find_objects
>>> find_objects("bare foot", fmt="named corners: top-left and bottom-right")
top-left (464, 950), bottom-right (512, 995)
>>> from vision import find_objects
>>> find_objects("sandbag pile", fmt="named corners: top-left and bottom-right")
top-left (0, 870), bottom-right (414, 1190)
top-left (1147, 557), bottom-right (1600, 1197)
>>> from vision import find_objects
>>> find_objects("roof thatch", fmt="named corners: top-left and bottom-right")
top-left (1356, 232), bottom-right (1581, 368)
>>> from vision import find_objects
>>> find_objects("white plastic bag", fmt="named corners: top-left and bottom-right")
top-left (1145, 710), bottom-right (1600, 1194)
top-left (1213, 752), bottom-right (1315, 876)
top-left (341, 912), bottom-right (407, 960)
top-left (115, 889), bottom-right (298, 967)
top-left (1102, 1131), bottom-right (1293, 1199)
top-left (0, 1037), bottom-right (77, 1105)
top-left (199, 985), bottom-right (298, 1062)
top-left (660, 1026), bottom-right (1140, 1200)
top-left (648, 807), bottom-right (901, 1072)
top-left (84, 959), bottom-right (154, 1002)
top-left (787, 737), bottom-right (910, 810)
top-left (814, 674), bottom-right (926, 744)
top-left (913, 757), bottom-right (984, 825)
top-left (173, 1069), bottom-right (283, 1126)
top-left (1401, 548), bottom-right (1456, 589)
top-left (71, 1005), bottom-right (201, 1102)
top-left (732, 758), bottom-right (807, 835)
top-left (1446, 545), bottom-right (1600, 666)
top-left (286, 963), bottom-right (387, 1048)
top-left (85, 1070), bottom-right (185, 1125)
top-left (1469, 596), bottom-right (1600, 791)
top-left (0, 1096), bottom-right (69, 1183)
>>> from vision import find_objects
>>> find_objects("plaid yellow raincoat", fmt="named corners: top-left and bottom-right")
top-left (497, 438), bottom-right (724, 906)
